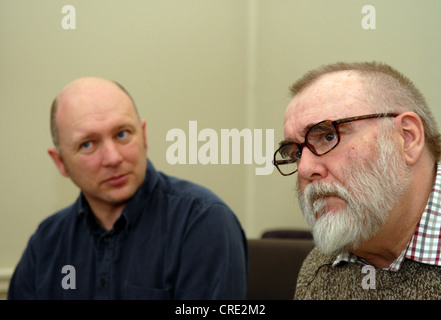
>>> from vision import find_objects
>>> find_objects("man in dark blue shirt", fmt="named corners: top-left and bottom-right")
top-left (8, 77), bottom-right (248, 299)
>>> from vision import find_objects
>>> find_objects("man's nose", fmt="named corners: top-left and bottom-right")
top-left (101, 140), bottom-right (123, 166)
top-left (296, 145), bottom-right (328, 182)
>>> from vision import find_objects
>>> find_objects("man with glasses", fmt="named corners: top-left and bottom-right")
top-left (274, 62), bottom-right (441, 299)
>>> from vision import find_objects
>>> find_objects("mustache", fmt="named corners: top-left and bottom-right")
top-left (301, 181), bottom-right (351, 205)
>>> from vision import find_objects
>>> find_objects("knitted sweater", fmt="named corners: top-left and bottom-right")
top-left (295, 247), bottom-right (441, 300)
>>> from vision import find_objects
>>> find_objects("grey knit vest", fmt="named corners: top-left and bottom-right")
top-left (295, 247), bottom-right (441, 299)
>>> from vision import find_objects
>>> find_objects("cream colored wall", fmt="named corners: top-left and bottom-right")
top-left (1, 0), bottom-right (440, 297)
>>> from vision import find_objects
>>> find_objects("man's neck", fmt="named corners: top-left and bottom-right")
top-left (351, 220), bottom-right (419, 269)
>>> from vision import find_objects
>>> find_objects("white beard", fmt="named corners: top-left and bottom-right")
top-left (297, 131), bottom-right (411, 256)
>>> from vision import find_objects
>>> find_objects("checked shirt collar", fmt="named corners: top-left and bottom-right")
top-left (334, 163), bottom-right (441, 272)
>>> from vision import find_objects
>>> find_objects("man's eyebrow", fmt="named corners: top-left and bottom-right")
top-left (278, 138), bottom-right (296, 147)
top-left (280, 122), bottom-right (316, 147)
top-left (71, 132), bottom-right (98, 144)
top-left (301, 123), bottom-right (317, 137)
top-left (113, 123), bottom-right (136, 133)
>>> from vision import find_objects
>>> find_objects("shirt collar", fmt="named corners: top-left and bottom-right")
top-left (401, 162), bottom-right (441, 268)
top-left (121, 159), bottom-right (159, 231)
top-left (77, 158), bottom-right (159, 233)
top-left (334, 163), bottom-right (441, 272)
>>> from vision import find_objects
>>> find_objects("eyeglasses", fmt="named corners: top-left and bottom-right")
top-left (273, 113), bottom-right (399, 176)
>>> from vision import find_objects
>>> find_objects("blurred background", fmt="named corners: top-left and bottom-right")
top-left (1, 0), bottom-right (440, 295)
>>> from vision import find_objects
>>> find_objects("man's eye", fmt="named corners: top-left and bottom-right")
top-left (324, 132), bottom-right (337, 142)
top-left (78, 141), bottom-right (95, 153)
top-left (117, 131), bottom-right (127, 139)
top-left (117, 130), bottom-right (131, 140)
top-left (281, 145), bottom-right (301, 160)
top-left (81, 141), bottom-right (92, 149)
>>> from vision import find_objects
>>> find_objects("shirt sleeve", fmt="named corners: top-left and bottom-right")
top-left (172, 202), bottom-right (249, 300)
top-left (8, 235), bottom-right (37, 300)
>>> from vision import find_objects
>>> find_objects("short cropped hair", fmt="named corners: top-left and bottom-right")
top-left (289, 61), bottom-right (441, 162)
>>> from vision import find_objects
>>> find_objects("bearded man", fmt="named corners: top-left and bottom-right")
top-left (273, 61), bottom-right (441, 299)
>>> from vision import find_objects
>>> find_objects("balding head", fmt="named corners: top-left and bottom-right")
top-left (50, 77), bottom-right (139, 148)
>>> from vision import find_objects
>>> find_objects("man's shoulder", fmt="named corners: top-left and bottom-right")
top-left (295, 247), bottom-right (336, 290)
top-left (32, 201), bottom-right (79, 242)
top-left (299, 247), bottom-right (335, 275)
top-left (156, 171), bottom-right (227, 208)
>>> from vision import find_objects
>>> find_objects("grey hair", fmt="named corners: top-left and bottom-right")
top-left (290, 61), bottom-right (441, 162)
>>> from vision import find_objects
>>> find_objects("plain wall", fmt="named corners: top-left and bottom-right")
top-left (1, 0), bottom-right (440, 283)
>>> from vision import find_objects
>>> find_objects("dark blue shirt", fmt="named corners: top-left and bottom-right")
top-left (8, 160), bottom-right (248, 299)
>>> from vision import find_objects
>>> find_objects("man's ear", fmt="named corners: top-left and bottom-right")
top-left (395, 112), bottom-right (425, 166)
top-left (48, 147), bottom-right (69, 177)
top-left (141, 119), bottom-right (149, 151)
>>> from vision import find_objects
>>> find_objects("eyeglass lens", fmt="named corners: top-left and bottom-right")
top-left (306, 121), bottom-right (339, 155)
top-left (275, 121), bottom-right (339, 175)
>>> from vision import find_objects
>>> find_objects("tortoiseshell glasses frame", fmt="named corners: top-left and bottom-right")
top-left (273, 113), bottom-right (399, 176)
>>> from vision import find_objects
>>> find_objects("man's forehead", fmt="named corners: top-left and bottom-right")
top-left (55, 77), bottom-right (139, 138)
top-left (284, 71), bottom-right (368, 139)
top-left (292, 71), bottom-right (365, 106)
top-left (57, 78), bottom-right (134, 114)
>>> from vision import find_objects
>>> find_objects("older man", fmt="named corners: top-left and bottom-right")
top-left (8, 77), bottom-right (248, 299)
top-left (273, 62), bottom-right (441, 299)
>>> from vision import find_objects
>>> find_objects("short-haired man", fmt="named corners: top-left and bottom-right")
top-left (273, 62), bottom-right (441, 299)
top-left (8, 77), bottom-right (248, 299)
